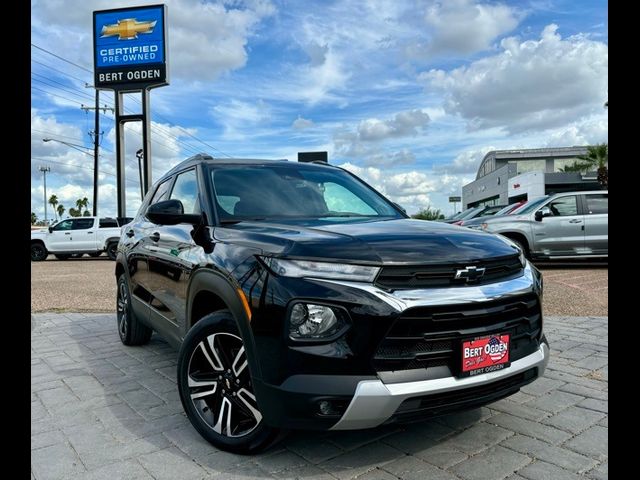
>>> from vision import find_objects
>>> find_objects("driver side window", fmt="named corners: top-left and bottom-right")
top-left (52, 219), bottom-right (74, 231)
top-left (546, 196), bottom-right (578, 216)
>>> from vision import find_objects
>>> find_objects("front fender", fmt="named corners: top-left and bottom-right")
top-left (187, 269), bottom-right (262, 381)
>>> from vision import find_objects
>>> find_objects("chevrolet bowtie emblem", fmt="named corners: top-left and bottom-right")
top-left (101, 18), bottom-right (157, 40)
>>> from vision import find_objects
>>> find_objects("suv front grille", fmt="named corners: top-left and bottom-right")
top-left (375, 254), bottom-right (523, 290)
top-left (373, 294), bottom-right (541, 376)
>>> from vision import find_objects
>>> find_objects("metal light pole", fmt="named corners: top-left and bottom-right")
top-left (39, 166), bottom-right (51, 224)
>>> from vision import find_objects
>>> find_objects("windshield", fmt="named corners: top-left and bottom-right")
top-left (458, 206), bottom-right (485, 220)
top-left (514, 196), bottom-right (549, 214)
top-left (446, 207), bottom-right (476, 221)
top-left (209, 164), bottom-right (402, 222)
top-left (494, 204), bottom-right (516, 216)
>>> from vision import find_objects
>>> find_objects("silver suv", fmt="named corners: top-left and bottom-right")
top-left (474, 191), bottom-right (608, 259)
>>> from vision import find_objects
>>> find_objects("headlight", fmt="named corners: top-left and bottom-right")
top-left (289, 303), bottom-right (348, 340)
top-left (262, 257), bottom-right (380, 282)
top-left (481, 222), bottom-right (489, 231)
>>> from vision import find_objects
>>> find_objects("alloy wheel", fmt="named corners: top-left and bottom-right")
top-left (187, 332), bottom-right (262, 438)
top-left (116, 280), bottom-right (128, 338)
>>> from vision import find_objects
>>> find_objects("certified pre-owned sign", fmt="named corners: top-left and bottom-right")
top-left (93, 4), bottom-right (168, 90)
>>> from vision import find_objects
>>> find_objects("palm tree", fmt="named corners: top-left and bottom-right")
top-left (69, 207), bottom-right (80, 217)
top-left (48, 194), bottom-right (59, 221)
top-left (75, 197), bottom-right (90, 216)
top-left (31, 212), bottom-right (37, 225)
top-left (559, 143), bottom-right (608, 189)
top-left (57, 204), bottom-right (65, 219)
top-left (577, 143), bottom-right (608, 189)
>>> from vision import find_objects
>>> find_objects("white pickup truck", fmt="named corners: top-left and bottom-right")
top-left (31, 217), bottom-right (127, 261)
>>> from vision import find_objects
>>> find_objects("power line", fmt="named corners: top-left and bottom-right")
top-left (31, 43), bottom-right (93, 73)
top-left (31, 86), bottom-right (85, 105)
top-left (30, 157), bottom-right (139, 185)
top-left (31, 76), bottom-right (95, 102)
top-left (31, 59), bottom-right (90, 85)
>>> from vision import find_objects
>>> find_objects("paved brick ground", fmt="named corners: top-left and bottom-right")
top-left (31, 314), bottom-right (608, 480)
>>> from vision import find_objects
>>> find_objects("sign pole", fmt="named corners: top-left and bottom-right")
top-left (114, 92), bottom-right (127, 220)
top-left (142, 88), bottom-right (152, 195)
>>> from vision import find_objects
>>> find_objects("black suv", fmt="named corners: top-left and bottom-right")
top-left (115, 154), bottom-right (549, 453)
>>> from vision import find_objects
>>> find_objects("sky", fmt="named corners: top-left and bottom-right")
top-left (31, 0), bottom-right (608, 220)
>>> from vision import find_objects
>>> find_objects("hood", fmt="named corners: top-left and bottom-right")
top-left (215, 218), bottom-right (519, 265)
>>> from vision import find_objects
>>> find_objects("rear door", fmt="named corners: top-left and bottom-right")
top-left (532, 195), bottom-right (585, 256)
top-left (582, 193), bottom-right (608, 255)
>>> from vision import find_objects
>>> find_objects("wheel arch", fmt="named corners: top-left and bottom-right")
top-left (499, 231), bottom-right (531, 257)
top-left (31, 239), bottom-right (46, 246)
top-left (187, 270), bottom-right (261, 381)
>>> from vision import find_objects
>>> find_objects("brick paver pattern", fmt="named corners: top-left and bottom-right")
top-left (31, 314), bottom-right (608, 480)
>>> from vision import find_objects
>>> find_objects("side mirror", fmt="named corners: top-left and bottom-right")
top-left (535, 206), bottom-right (552, 221)
top-left (146, 199), bottom-right (202, 225)
top-left (48, 226), bottom-right (53, 233)
top-left (393, 202), bottom-right (407, 215)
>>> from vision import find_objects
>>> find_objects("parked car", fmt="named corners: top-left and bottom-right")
top-left (115, 154), bottom-right (549, 453)
top-left (459, 200), bottom-right (527, 228)
top-left (31, 217), bottom-right (123, 261)
top-left (476, 191), bottom-right (608, 259)
top-left (443, 205), bottom-right (506, 225)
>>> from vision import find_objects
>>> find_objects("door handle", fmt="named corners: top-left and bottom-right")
top-left (126, 229), bottom-right (135, 238)
top-left (149, 232), bottom-right (160, 242)
top-left (87, 231), bottom-right (94, 234)
top-left (568, 219), bottom-right (582, 224)
top-left (64, 232), bottom-right (71, 235)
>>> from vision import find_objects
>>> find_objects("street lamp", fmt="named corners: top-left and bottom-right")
top-left (39, 165), bottom-right (51, 224)
top-left (136, 149), bottom-right (144, 201)
top-left (42, 137), bottom-right (98, 216)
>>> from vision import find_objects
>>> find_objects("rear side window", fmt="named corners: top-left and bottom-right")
top-left (99, 219), bottom-right (118, 228)
top-left (170, 169), bottom-right (200, 214)
top-left (72, 218), bottom-right (95, 230)
top-left (585, 194), bottom-right (608, 214)
top-left (150, 178), bottom-right (173, 205)
top-left (547, 196), bottom-right (578, 216)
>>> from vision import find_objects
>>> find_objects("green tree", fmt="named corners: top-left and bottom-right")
top-left (69, 207), bottom-right (80, 217)
top-left (31, 212), bottom-right (37, 225)
top-left (75, 197), bottom-right (90, 216)
top-left (83, 210), bottom-right (91, 217)
top-left (48, 194), bottom-right (59, 221)
top-left (560, 143), bottom-right (608, 188)
top-left (412, 206), bottom-right (444, 221)
top-left (57, 204), bottom-right (65, 219)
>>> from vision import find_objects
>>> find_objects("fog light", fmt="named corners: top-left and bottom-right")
top-left (289, 303), bottom-right (346, 340)
top-left (316, 399), bottom-right (347, 416)
top-left (318, 400), bottom-right (334, 415)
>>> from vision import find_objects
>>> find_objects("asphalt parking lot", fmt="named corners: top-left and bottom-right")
top-left (31, 313), bottom-right (608, 480)
top-left (30, 257), bottom-right (609, 317)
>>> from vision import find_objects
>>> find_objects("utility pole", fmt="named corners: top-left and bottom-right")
top-left (82, 88), bottom-right (114, 216)
top-left (136, 149), bottom-right (144, 201)
top-left (39, 166), bottom-right (51, 224)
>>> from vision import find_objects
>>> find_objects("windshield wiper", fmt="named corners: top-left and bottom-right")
top-left (219, 217), bottom-right (267, 225)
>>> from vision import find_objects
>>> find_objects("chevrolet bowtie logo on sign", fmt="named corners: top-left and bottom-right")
top-left (93, 4), bottom-right (168, 89)
top-left (101, 18), bottom-right (157, 40)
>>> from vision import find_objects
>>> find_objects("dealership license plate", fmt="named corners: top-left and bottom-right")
top-left (460, 334), bottom-right (510, 377)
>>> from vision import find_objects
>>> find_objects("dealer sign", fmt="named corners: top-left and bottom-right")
top-left (93, 4), bottom-right (168, 90)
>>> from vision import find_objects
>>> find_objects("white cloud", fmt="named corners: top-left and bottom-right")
top-left (437, 146), bottom-right (497, 174)
top-left (334, 109), bottom-right (431, 159)
top-left (292, 116), bottom-right (315, 130)
top-left (409, 0), bottom-right (521, 57)
top-left (422, 24), bottom-right (608, 133)
top-left (546, 116), bottom-right (608, 147)
top-left (31, 0), bottom-right (275, 81)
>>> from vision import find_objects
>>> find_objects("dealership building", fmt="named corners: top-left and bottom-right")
top-left (461, 146), bottom-right (601, 208)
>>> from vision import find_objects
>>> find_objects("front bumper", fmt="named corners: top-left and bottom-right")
top-left (331, 340), bottom-right (549, 430)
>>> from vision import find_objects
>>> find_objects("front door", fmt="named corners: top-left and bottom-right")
top-left (48, 219), bottom-right (75, 251)
top-left (532, 195), bottom-right (585, 256)
top-left (69, 217), bottom-right (97, 251)
top-left (146, 168), bottom-right (202, 342)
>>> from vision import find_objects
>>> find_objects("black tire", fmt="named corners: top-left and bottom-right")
top-left (116, 274), bottom-right (152, 345)
top-left (177, 310), bottom-right (280, 454)
top-left (89, 252), bottom-right (102, 258)
top-left (510, 237), bottom-right (530, 260)
top-left (106, 242), bottom-right (118, 261)
top-left (31, 243), bottom-right (48, 261)
top-left (54, 254), bottom-right (72, 260)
